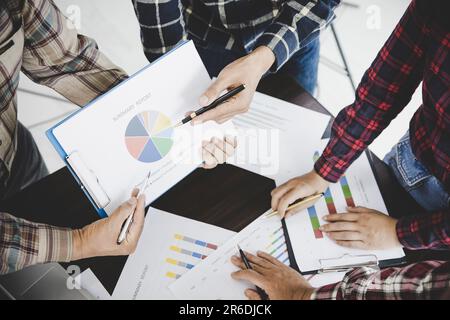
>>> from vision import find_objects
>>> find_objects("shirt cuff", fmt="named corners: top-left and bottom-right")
top-left (313, 154), bottom-right (345, 183)
top-left (37, 226), bottom-right (73, 264)
top-left (255, 23), bottom-right (299, 72)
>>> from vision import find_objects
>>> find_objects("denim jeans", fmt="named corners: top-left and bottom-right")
top-left (384, 132), bottom-right (450, 212)
top-left (195, 37), bottom-right (320, 95)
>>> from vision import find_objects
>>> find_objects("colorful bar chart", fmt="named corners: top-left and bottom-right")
top-left (266, 226), bottom-right (290, 264)
top-left (313, 152), bottom-right (337, 214)
top-left (166, 272), bottom-right (181, 279)
top-left (174, 234), bottom-right (218, 250)
top-left (323, 188), bottom-right (337, 214)
top-left (170, 245), bottom-right (208, 260)
top-left (307, 206), bottom-right (323, 239)
top-left (339, 176), bottom-right (355, 207)
top-left (166, 258), bottom-right (195, 270)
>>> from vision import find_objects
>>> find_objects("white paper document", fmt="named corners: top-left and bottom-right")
top-left (230, 92), bottom-right (331, 185)
top-left (51, 41), bottom-right (233, 215)
top-left (285, 141), bottom-right (405, 272)
top-left (169, 213), bottom-right (289, 300)
top-left (106, 208), bottom-right (235, 299)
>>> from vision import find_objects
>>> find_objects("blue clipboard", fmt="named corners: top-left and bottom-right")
top-left (46, 41), bottom-right (192, 218)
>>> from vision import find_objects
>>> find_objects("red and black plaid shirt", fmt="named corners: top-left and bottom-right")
top-left (314, 0), bottom-right (450, 250)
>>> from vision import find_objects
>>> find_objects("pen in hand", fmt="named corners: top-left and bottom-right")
top-left (174, 84), bottom-right (246, 127)
top-left (117, 171), bottom-right (151, 245)
top-left (237, 245), bottom-right (269, 300)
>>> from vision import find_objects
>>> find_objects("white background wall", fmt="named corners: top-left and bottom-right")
top-left (17, 0), bottom-right (421, 173)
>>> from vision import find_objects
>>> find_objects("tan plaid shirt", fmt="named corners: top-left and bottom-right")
top-left (0, 0), bottom-right (126, 274)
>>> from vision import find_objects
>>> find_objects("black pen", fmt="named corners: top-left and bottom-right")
top-left (174, 84), bottom-right (246, 127)
top-left (237, 245), bottom-right (269, 300)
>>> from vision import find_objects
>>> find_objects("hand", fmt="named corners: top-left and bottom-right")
top-left (202, 135), bottom-right (237, 169)
top-left (71, 189), bottom-right (146, 260)
top-left (320, 206), bottom-right (402, 250)
top-left (231, 251), bottom-right (314, 300)
top-left (271, 170), bottom-right (329, 218)
top-left (193, 46), bottom-right (275, 124)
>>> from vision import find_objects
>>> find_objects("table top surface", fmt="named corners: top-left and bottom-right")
top-left (1, 73), bottom-right (445, 295)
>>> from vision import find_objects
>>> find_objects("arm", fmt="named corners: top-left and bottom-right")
top-left (312, 260), bottom-right (450, 300)
top-left (314, 0), bottom-right (429, 182)
top-left (21, 0), bottom-right (127, 107)
top-left (0, 212), bottom-right (72, 275)
top-left (256, 0), bottom-right (340, 71)
top-left (397, 210), bottom-right (450, 250)
top-left (131, 0), bottom-right (185, 63)
top-left (0, 193), bottom-right (145, 275)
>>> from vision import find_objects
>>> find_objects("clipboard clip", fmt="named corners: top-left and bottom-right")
top-left (66, 151), bottom-right (111, 209)
top-left (318, 254), bottom-right (379, 273)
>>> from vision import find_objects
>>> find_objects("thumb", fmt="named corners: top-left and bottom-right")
top-left (116, 196), bottom-right (137, 221)
top-left (199, 76), bottom-right (231, 106)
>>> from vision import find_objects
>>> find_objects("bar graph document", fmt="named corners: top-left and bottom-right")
top-left (169, 213), bottom-right (288, 300)
top-left (285, 141), bottom-right (405, 272)
top-left (94, 208), bottom-right (235, 299)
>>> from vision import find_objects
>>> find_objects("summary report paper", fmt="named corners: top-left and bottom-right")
top-left (51, 41), bottom-right (233, 215)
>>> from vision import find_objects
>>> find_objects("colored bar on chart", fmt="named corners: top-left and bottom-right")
top-left (307, 206), bottom-right (323, 239)
top-left (170, 245), bottom-right (208, 260)
top-left (174, 234), bottom-right (218, 250)
top-left (314, 151), bottom-right (337, 214)
top-left (339, 176), bottom-right (355, 207)
top-left (268, 241), bottom-right (286, 256)
top-left (324, 188), bottom-right (337, 214)
top-left (165, 258), bottom-right (195, 270)
top-left (166, 272), bottom-right (181, 279)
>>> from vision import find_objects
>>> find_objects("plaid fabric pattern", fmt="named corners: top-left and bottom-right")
top-left (314, 0), bottom-right (449, 189)
top-left (0, 0), bottom-right (127, 179)
top-left (312, 261), bottom-right (450, 300)
top-left (396, 211), bottom-right (450, 250)
top-left (132, 0), bottom-right (339, 71)
top-left (314, 0), bottom-right (450, 250)
top-left (0, 0), bottom-right (127, 273)
top-left (0, 213), bottom-right (72, 274)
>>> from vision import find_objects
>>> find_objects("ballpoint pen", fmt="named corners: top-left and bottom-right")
top-left (237, 245), bottom-right (269, 300)
top-left (117, 171), bottom-right (151, 244)
top-left (265, 193), bottom-right (324, 218)
top-left (173, 84), bottom-right (246, 127)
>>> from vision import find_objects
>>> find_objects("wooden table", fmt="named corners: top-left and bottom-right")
top-left (1, 73), bottom-right (443, 295)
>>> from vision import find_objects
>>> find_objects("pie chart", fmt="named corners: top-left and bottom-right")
top-left (124, 111), bottom-right (174, 163)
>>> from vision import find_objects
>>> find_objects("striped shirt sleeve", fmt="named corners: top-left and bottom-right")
top-left (21, 0), bottom-right (127, 107)
top-left (0, 212), bottom-right (72, 275)
top-left (256, 0), bottom-right (339, 71)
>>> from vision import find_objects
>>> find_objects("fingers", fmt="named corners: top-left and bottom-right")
top-left (127, 194), bottom-right (146, 247)
top-left (202, 136), bottom-right (237, 169)
top-left (231, 255), bottom-right (267, 275)
top-left (244, 289), bottom-right (262, 300)
top-left (326, 231), bottom-right (362, 241)
top-left (323, 213), bottom-right (360, 222)
top-left (270, 181), bottom-right (294, 211)
top-left (199, 77), bottom-right (232, 107)
top-left (347, 206), bottom-right (371, 213)
top-left (334, 240), bottom-right (366, 249)
top-left (320, 222), bottom-right (359, 232)
top-left (275, 188), bottom-right (306, 218)
top-left (231, 269), bottom-right (266, 289)
top-left (193, 98), bottom-right (241, 124)
top-left (116, 196), bottom-right (137, 221)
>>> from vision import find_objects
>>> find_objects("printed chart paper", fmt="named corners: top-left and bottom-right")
top-left (285, 142), bottom-right (405, 272)
top-left (169, 213), bottom-right (288, 300)
top-left (110, 208), bottom-right (235, 299)
top-left (230, 92), bottom-right (331, 185)
top-left (51, 41), bottom-right (233, 215)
